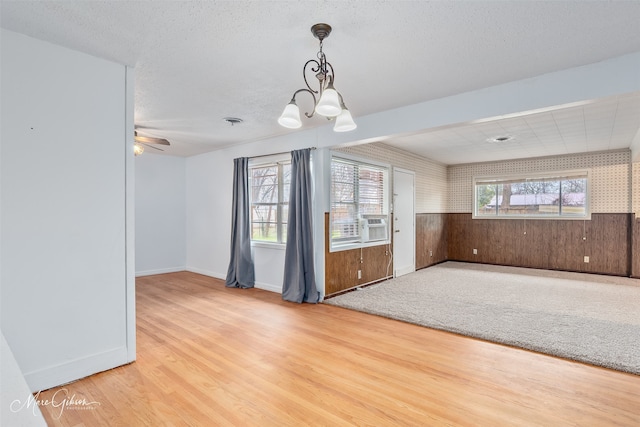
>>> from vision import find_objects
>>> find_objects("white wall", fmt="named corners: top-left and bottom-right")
top-left (0, 29), bottom-right (134, 392)
top-left (135, 153), bottom-right (186, 276)
top-left (185, 151), bottom-right (234, 280)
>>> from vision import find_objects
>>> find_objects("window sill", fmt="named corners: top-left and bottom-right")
top-left (472, 214), bottom-right (591, 220)
top-left (251, 241), bottom-right (286, 251)
top-left (330, 239), bottom-right (390, 253)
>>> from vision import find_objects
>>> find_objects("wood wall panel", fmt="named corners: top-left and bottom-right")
top-left (583, 214), bottom-right (631, 275)
top-left (446, 213), bottom-right (632, 276)
top-left (632, 217), bottom-right (640, 278)
top-left (415, 213), bottom-right (448, 269)
top-left (325, 212), bottom-right (635, 295)
top-left (324, 213), bottom-right (392, 295)
top-left (446, 214), bottom-right (477, 263)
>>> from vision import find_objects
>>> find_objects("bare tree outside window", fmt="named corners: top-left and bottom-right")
top-left (500, 183), bottom-right (512, 213)
top-left (250, 162), bottom-right (290, 243)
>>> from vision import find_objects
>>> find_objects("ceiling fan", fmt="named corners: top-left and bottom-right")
top-left (134, 129), bottom-right (170, 156)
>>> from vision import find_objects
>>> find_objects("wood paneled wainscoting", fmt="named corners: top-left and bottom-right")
top-left (415, 213), bottom-right (448, 269)
top-left (633, 215), bottom-right (640, 278)
top-left (324, 213), bottom-right (392, 295)
top-left (326, 212), bottom-right (635, 295)
top-left (447, 213), bottom-right (632, 276)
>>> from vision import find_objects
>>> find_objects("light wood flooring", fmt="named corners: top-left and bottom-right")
top-left (37, 271), bottom-right (640, 426)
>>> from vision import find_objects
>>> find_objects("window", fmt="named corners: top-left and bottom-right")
top-left (250, 160), bottom-right (291, 243)
top-left (330, 155), bottom-right (390, 250)
top-left (474, 171), bottom-right (589, 219)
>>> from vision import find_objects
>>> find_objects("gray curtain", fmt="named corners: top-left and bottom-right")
top-left (225, 157), bottom-right (255, 288)
top-left (282, 149), bottom-right (319, 303)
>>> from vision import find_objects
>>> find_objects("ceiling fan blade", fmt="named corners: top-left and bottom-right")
top-left (140, 142), bottom-right (164, 151)
top-left (134, 135), bottom-right (170, 146)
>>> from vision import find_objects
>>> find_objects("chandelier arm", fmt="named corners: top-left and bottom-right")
top-left (326, 62), bottom-right (335, 83)
top-left (303, 60), bottom-right (321, 94)
top-left (337, 91), bottom-right (346, 109)
top-left (291, 88), bottom-right (317, 118)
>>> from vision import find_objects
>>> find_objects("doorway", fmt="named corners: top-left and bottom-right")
top-left (393, 168), bottom-right (415, 277)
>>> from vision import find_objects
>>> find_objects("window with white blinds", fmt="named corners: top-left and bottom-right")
top-left (330, 155), bottom-right (389, 249)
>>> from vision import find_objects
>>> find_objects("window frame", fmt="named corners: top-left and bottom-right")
top-left (472, 169), bottom-right (591, 220)
top-left (249, 156), bottom-right (291, 246)
top-left (329, 152), bottom-right (391, 252)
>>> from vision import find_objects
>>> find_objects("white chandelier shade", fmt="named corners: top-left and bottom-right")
top-left (315, 84), bottom-right (342, 117)
top-left (333, 108), bottom-right (357, 132)
top-left (277, 101), bottom-right (303, 129)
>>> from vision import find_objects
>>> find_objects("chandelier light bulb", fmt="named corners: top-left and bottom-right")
top-left (278, 101), bottom-right (303, 129)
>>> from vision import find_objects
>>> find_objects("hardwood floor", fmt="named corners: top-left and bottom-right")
top-left (37, 272), bottom-right (640, 426)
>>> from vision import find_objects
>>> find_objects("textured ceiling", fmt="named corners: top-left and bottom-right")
top-left (2, 1), bottom-right (640, 162)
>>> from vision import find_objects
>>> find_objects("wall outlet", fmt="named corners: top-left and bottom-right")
top-left (473, 249), bottom-right (478, 255)
top-left (357, 270), bottom-right (362, 279)
top-left (429, 250), bottom-right (433, 257)
top-left (584, 256), bottom-right (589, 263)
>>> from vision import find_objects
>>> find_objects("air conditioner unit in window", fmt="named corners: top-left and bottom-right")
top-left (360, 215), bottom-right (388, 242)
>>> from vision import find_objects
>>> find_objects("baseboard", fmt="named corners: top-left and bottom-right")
top-left (185, 266), bottom-right (225, 280)
top-left (24, 346), bottom-right (131, 393)
top-left (135, 266), bottom-right (186, 277)
top-left (255, 282), bottom-right (282, 294)
top-left (186, 267), bottom-right (282, 293)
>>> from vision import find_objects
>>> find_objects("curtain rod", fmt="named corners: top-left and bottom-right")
top-left (249, 147), bottom-right (316, 160)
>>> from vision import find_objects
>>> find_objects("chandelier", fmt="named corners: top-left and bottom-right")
top-left (278, 23), bottom-right (357, 132)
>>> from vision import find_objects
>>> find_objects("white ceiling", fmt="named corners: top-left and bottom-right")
top-left (2, 1), bottom-right (640, 163)
top-left (386, 93), bottom-right (640, 164)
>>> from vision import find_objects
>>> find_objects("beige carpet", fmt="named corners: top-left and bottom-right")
top-left (325, 262), bottom-right (640, 375)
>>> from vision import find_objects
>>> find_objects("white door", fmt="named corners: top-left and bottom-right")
top-left (393, 168), bottom-right (415, 277)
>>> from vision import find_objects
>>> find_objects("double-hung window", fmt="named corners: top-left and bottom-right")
top-left (474, 170), bottom-right (590, 219)
top-left (249, 160), bottom-right (291, 244)
top-left (330, 154), bottom-right (390, 250)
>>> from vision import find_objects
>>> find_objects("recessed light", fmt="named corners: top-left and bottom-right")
top-left (486, 135), bottom-right (515, 143)
top-left (223, 117), bottom-right (243, 126)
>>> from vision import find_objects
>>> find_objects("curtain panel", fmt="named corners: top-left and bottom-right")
top-left (225, 157), bottom-right (255, 288)
top-left (282, 149), bottom-right (319, 303)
